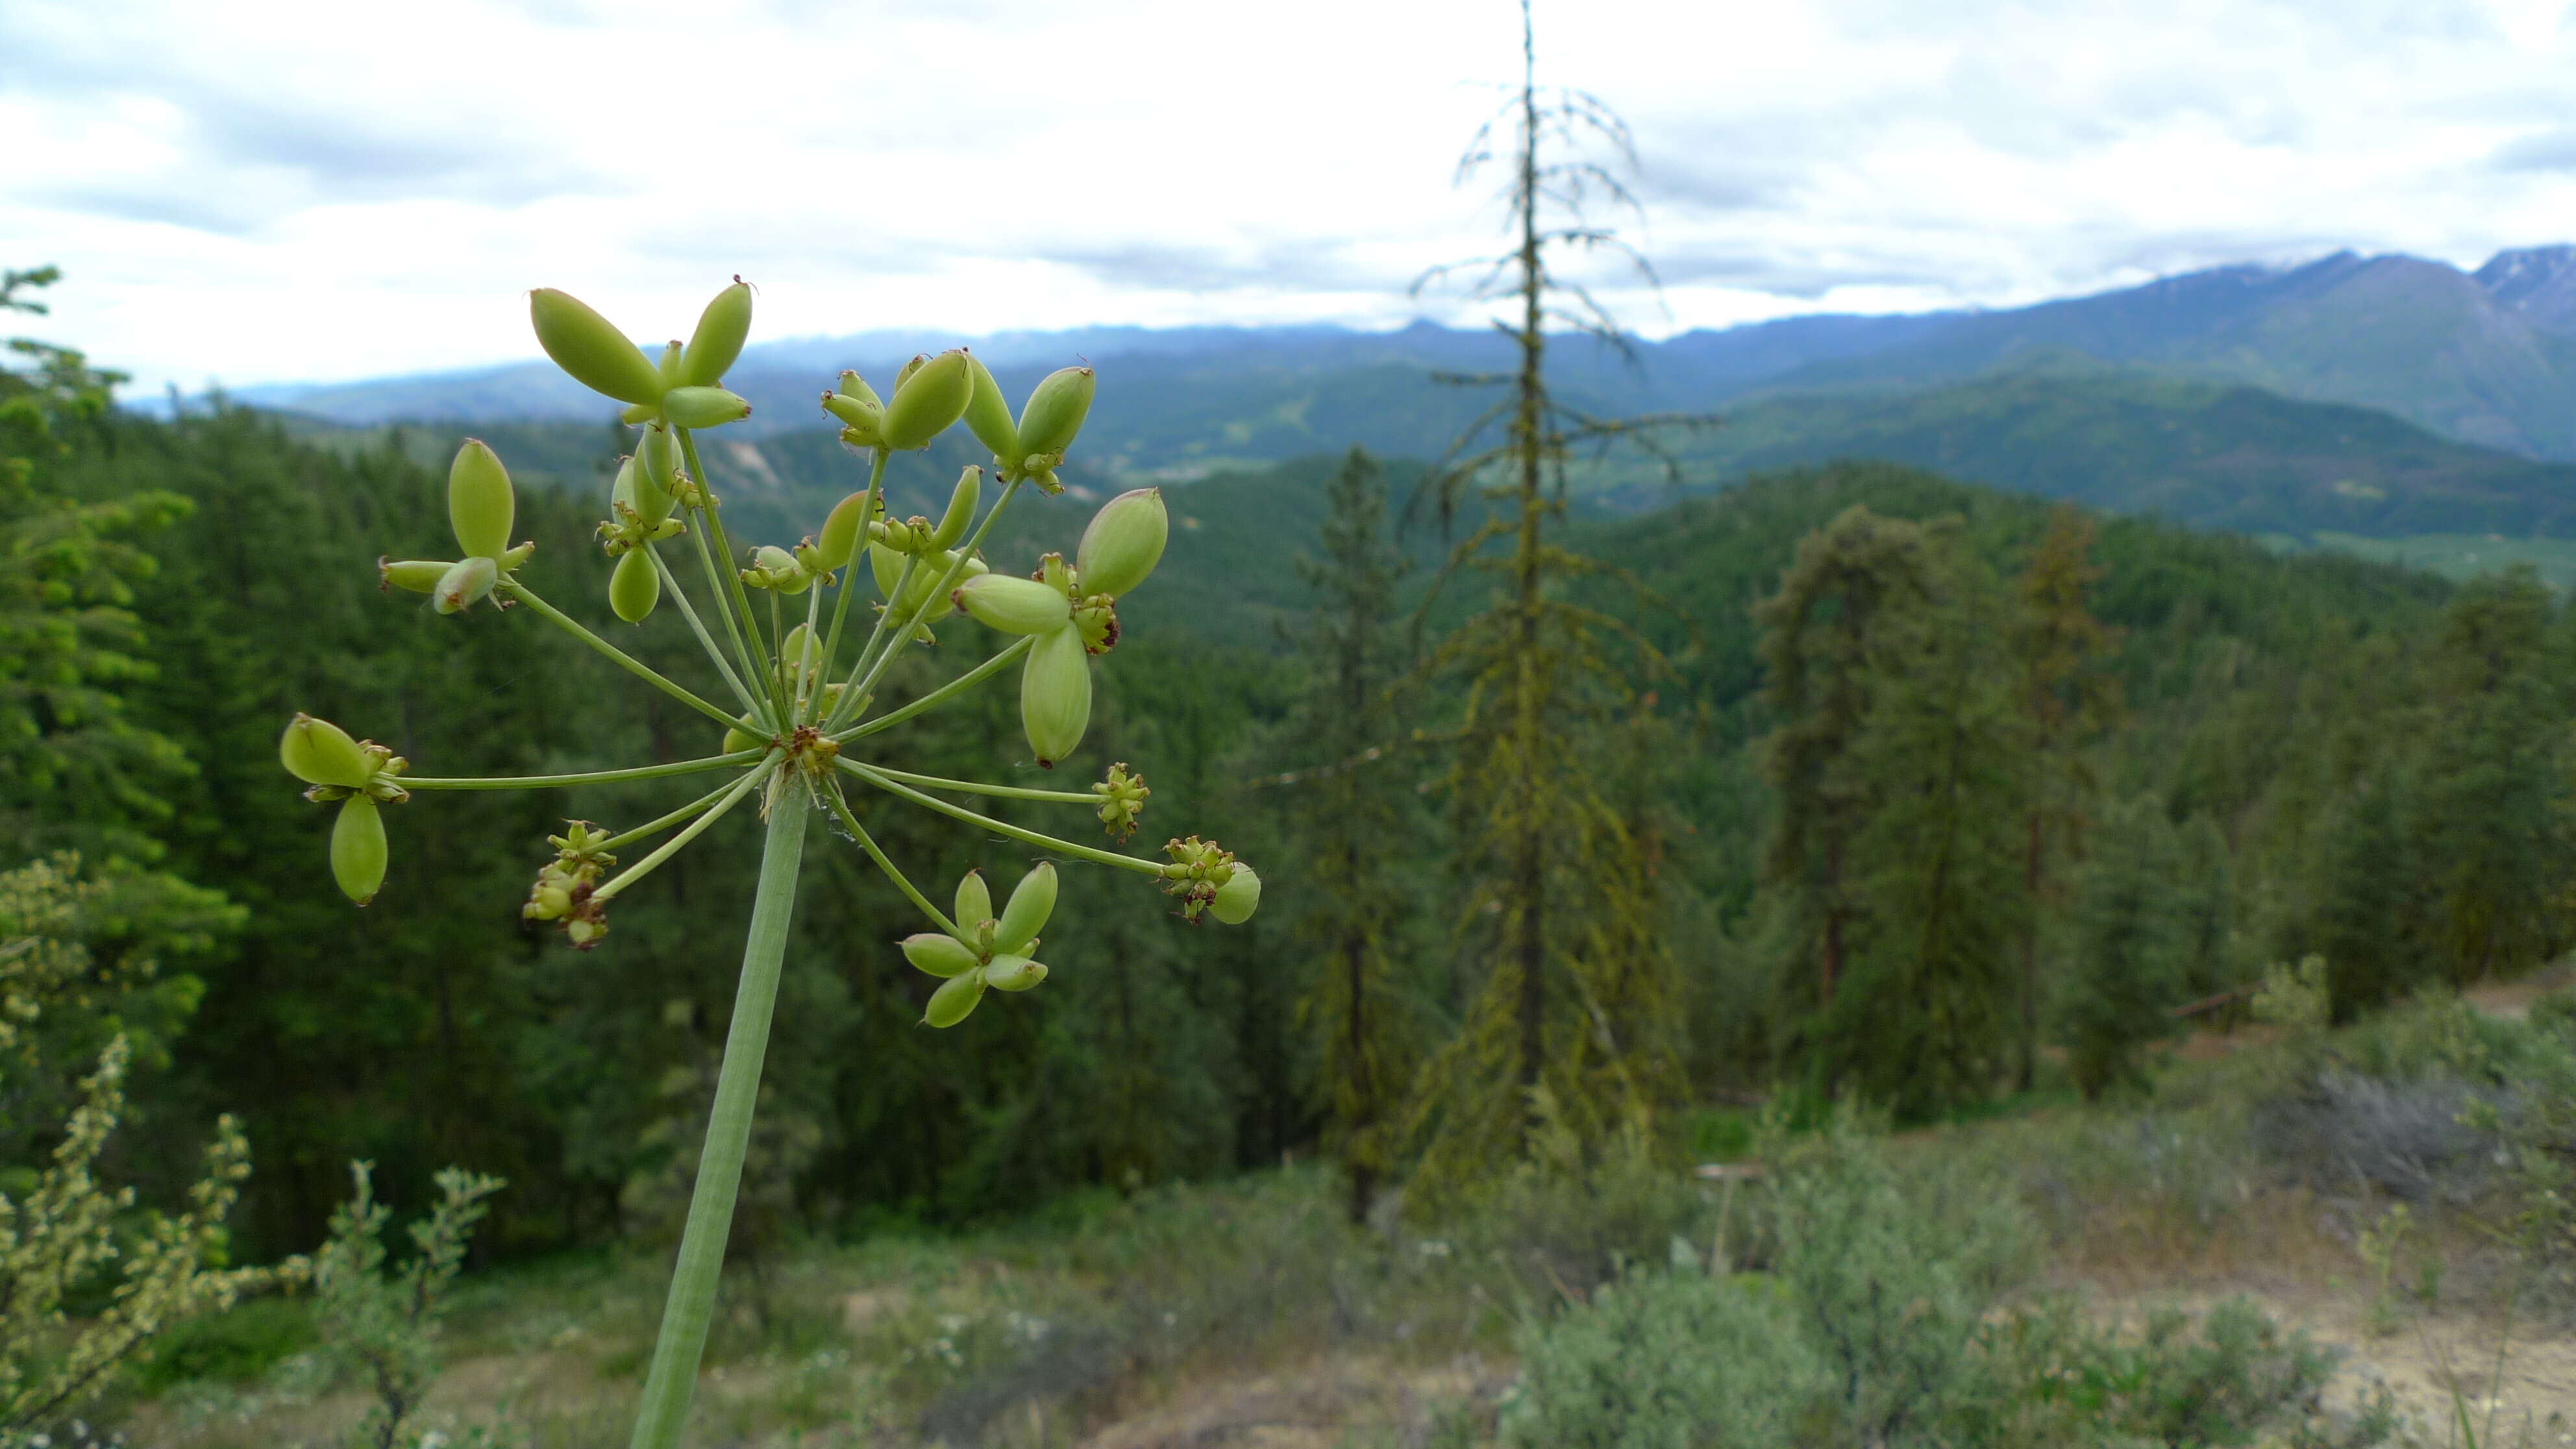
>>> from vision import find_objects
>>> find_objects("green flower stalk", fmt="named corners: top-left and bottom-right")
top-left (277, 279), bottom-right (1257, 1449)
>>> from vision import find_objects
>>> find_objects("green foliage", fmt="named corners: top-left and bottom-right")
top-left (2059, 797), bottom-right (2191, 1100)
top-left (0, 856), bottom-right (282, 1446)
top-left (1509, 1122), bottom-right (2387, 1449)
top-left (311, 1161), bottom-right (503, 1449)
top-left (1279, 450), bottom-right (1426, 1222)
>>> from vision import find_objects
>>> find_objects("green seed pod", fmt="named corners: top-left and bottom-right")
top-left (982, 955), bottom-right (1048, 992)
top-left (821, 390), bottom-right (885, 447)
top-left (380, 558), bottom-right (452, 594)
top-left (1076, 487), bottom-right (1168, 598)
top-left (869, 540), bottom-right (904, 598)
top-left (902, 932), bottom-right (982, 978)
top-left (880, 349), bottom-right (972, 451)
top-left (780, 623), bottom-right (820, 683)
top-left (838, 371), bottom-right (882, 409)
top-left (816, 491), bottom-right (871, 572)
top-left (954, 575), bottom-right (1072, 636)
top-left (332, 795), bottom-right (388, 906)
top-left (893, 354), bottom-right (928, 393)
top-left (961, 353), bottom-right (1019, 461)
top-left (611, 455), bottom-right (640, 520)
top-left (434, 556), bottom-right (499, 615)
top-left (721, 712), bottom-right (763, 755)
top-left (499, 540), bottom-right (537, 573)
top-left (954, 869), bottom-right (993, 934)
top-left (923, 969), bottom-right (985, 1028)
top-left (636, 425), bottom-right (679, 525)
top-left (895, 550), bottom-right (982, 619)
top-left (280, 712), bottom-right (374, 788)
top-left (929, 467), bottom-right (980, 551)
top-left (662, 386), bottom-right (752, 429)
top-left (681, 278), bottom-right (753, 386)
top-left (449, 440), bottom-right (515, 560)
top-left (530, 288), bottom-right (665, 406)
top-left (1016, 365), bottom-right (1095, 456)
top-left (994, 861), bottom-right (1056, 953)
top-left (1021, 625), bottom-right (1091, 767)
top-left (610, 548), bottom-right (660, 623)
top-left (655, 340), bottom-right (686, 390)
top-left (1213, 865), bottom-right (1261, 925)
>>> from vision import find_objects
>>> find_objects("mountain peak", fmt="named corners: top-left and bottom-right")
top-left (2475, 245), bottom-right (2576, 332)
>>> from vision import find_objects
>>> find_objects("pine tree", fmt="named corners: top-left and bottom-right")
top-left (1833, 560), bottom-right (2030, 1118)
top-left (1752, 506), bottom-right (1947, 1074)
top-left (2058, 797), bottom-right (2188, 1100)
top-left (2414, 567), bottom-right (2571, 984)
top-left (2312, 769), bottom-right (2425, 1021)
top-left (2007, 505), bottom-right (2119, 1091)
top-left (1283, 450), bottom-right (1420, 1223)
top-left (1402, 0), bottom-right (1702, 1204)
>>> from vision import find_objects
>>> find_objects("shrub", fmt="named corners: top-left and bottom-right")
top-left (1504, 1271), bottom-right (1829, 1448)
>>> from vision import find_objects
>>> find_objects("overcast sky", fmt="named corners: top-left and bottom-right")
top-left (7, 0), bottom-right (2576, 393)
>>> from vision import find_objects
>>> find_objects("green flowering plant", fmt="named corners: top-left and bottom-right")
top-left (278, 279), bottom-right (1258, 1448)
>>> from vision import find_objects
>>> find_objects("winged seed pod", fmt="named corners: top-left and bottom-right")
top-left (880, 349), bottom-right (972, 450)
top-left (380, 558), bottom-right (452, 594)
top-left (982, 956), bottom-right (1047, 991)
top-left (815, 491), bottom-right (871, 571)
top-left (954, 870), bottom-right (993, 934)
top-left (681, 279), bottom-right (753, 386)
top-left (902, 933), bottom-right (981, 978)
top-left (954, 574), bottom-right (1072, 636)
top-left (636, 425), bottom-right (680, 523)
top-left (332, 795), bottom-right (388, 905)
top-left (434, 556), bottom-right (499, 615)
top-left (449, 440), bottom-right (516, 560)
top-left (930, 466), bottom-right (980, 551)
top-left (1016, 365), bottom-right (1095, 455)
top-left (994, 861), bottom-right (1056, 953)
top-left (1076, 488), bottom-right (1168, 597)
top-left (961, 354), bottom-right (1019, 462)
top-left (610, 549), bottom-right (660, 623)
top-left (280, 713), bottom-right (374, 789)
top-left (1021, 625), bottom-right (1091, 767)
top-left (1213, 865), bottom-right (1261, 925)
top-left (923, 969), bottom-right (985, 1028)
top-left (530, 288), bottom-right (666, 406)
top-left (661, 386), bottom-right (752, 429)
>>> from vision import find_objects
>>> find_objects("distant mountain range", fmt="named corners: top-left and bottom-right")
top-left (223, 244), bottom-right (2576, 464)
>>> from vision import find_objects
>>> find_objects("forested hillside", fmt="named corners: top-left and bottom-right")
top-left (27, 375), bottom-right (2570, 1263)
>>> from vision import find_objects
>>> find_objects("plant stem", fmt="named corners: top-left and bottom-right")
top-left (400, 752), bottom-right (762, 791)
top-left (625, 784), bottom-right (809, 1449)
top-left (837, 759), bottom-right (1166, 876)
top-left (837, 475), bottom-right (1028, 722)
top-left (647, 545), bottom-right (766, 723)
top-left (821, 552), bottom-right (916, 734)
top-left (811, 449), bottom-right (889, 711)
top-left (590, 760), bottom-right (774, 902)
top-left (676, 427), bottom-right (791, 725)
top-left (860, 764), bottom-right (1097, 805)
top-left (597, 776), bottom-right (754, 854)
top-left (500, 582), bottom-right (741, 732)
top-left (834, 636), bottom-right (1034, 743)
top-left (820, 784), bottom-right (958, 935)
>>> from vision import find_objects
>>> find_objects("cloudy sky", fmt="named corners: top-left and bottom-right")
top-left (6, 0), bottom-right (2576, 392)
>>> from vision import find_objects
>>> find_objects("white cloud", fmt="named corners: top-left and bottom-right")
top-left (4, 0), bottom-right (2574, 390)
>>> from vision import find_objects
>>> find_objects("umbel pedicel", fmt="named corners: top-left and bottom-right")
top-left (278, 279), bottom-right (1261, 1449)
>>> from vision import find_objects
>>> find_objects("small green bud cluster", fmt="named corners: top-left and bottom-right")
top-left (524, 821), bottom-right (617, 948)
top-left (1091, 762), bottom-right (1150, 839)
top-left (380, 440), bottom-right (538, 614)
top-left (1160, 836), bottom-right (1260, 925)
top-left (278, 714), bottom-right (410, 905)
top-left (902, 863), bottom-right (1057, 1027)
top-left (599, 430), bottom-right (690, 623)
